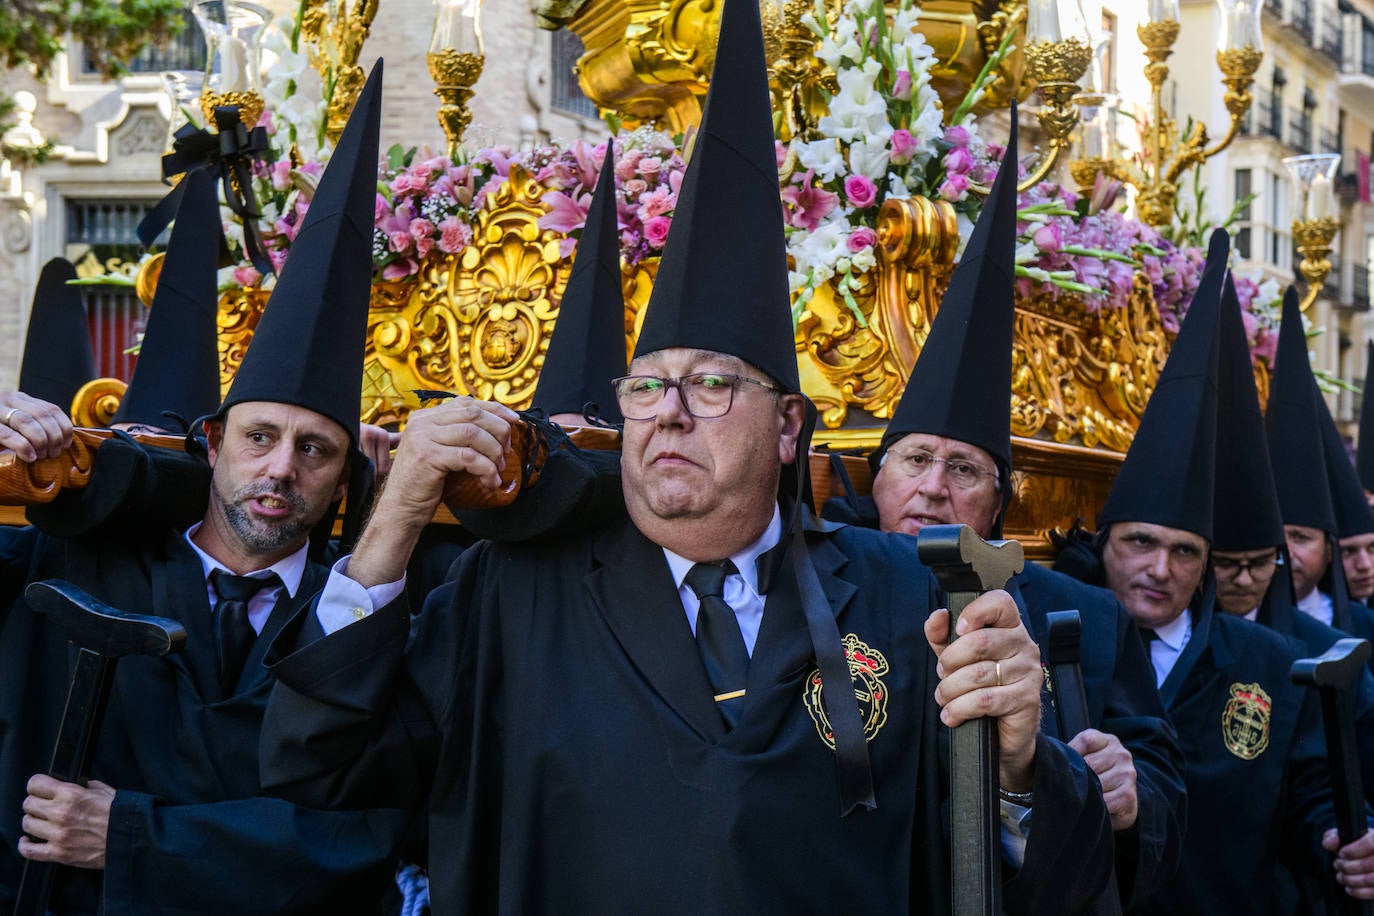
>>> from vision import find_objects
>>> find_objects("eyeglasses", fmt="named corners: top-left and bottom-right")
top-left (1211, 552), bottom-right (1279, 579)
top-left (612, 373), bottom-right (780, 420)
top-left (884, 448), bottom-right (998, 490)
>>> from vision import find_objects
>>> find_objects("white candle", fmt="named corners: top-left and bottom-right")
top-left (1308, 174), bottom-right (1334, 221)
top-left (221, 36), bottom-right (248, 92)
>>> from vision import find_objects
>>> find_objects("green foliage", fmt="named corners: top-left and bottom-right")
top-left (0, 0), bottom-right (186, 79)
top-left (1167, 160), bottom-right (1256, 249)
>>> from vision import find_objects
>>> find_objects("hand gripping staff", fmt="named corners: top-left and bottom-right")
top-left (917, 524), bottom-right (1025, 916)
top-left (12, 580), bottom-right (185, 916)
top-left (1291, 638), bottom-right (1374, 916)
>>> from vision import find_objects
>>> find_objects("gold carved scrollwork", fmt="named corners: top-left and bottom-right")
top-left (362, 165), bottom-right (568, 423)
top-left (1011, 274), bottom-right (1169, 452)
top-left (798, 196), bottom-right (959, 428)
top-left (216, 286), bottom-right (272, 398)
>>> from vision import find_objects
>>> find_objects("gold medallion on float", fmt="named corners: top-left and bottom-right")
top-left (1222, 682), bottom-right (1272, 760)
top-left (804, 634), bottom-right (889, 749)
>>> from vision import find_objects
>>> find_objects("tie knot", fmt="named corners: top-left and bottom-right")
top-left (211, 569), bottom-right (280, 603)
top-left (684, 560), bottom-right (738, 601)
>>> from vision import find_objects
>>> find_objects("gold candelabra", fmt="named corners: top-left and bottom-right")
top-left (192, 0), bottom-right (269, 130)
top-left (428, 0), bottom-right (485, 156)
top-left (300, 0), bottom-right (382, 142)
top-left (1072, 0), bottom-right (1262, 227)
top-left (1284, 153), bottom-right (1341, 312)
top-left (760, 0), bottom-right (839, 142)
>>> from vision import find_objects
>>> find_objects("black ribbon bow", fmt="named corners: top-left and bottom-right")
top-left (137, 106), bottom-right (276, 277)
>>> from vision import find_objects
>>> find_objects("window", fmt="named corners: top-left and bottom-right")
top-left (1267, 170), bottom-right (1292, 271)
top-left (65, 199), bottom-right (159, 381)
top-left (550, 29), bottom-right (598, 120)
top-left (1234, 169), bottom-right (1253, 258)
top-left (1099, 11), bottom-right (1117, 94)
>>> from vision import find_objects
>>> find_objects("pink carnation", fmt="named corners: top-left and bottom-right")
top-left (844, 174), bottom-right (878, 209)
top-left (409, 218), bottom-right (435, 241)
top-left (847, 226), bottom-right (877, 252)
top-left (233, 265), bottom-right (262, 287)
top-left (437, 217), bottom-right (472, 254)
top-left (388, 232), bottom-right (412, 254)
top-left (636, 185), bottom-right (675, 221)
top-left (644, 215), bottom-right (672, 248)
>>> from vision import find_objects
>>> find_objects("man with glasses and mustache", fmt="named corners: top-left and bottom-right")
top-left (0, 70), bottom-right (414, 915)
top-left (257, 3), bottom-right (1116, 911)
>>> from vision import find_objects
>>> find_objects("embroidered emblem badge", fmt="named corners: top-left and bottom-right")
top-left (1222, 681), bottom-right (1272, 760)
top-left (803, 633), bottom-right (889, 749)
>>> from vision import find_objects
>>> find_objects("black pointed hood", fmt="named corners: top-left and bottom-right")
top-left (630, 0), bottom-right (797, 391)
top-left (1213, 271), bottom-right (1285, 551)
top-left (1097, 228), bottom-right (1229, 541)
top-left (20, 258), bottom-right (95, 413)
top-left (216, 61), bottom-right (383, 444)
top-left (1358, 341), bottom-right (1374, 492)
top-left (1266, 286), bottom-right (1337, 534)
top-left (531, 146), bottom-right (625, 423)
top-left (875, 105), bottom-right (1018, 481)
top-left (112, 170), bottom-right (222, 432)
top-left (1313, 379), bottom-right (1374, 537)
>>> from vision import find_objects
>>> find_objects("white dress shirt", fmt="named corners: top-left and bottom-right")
top-left (184, 522), bottom-right (308, 634)
top-left (1297, 589), bottom-right (1334, 627)
top-left (1147, 611), bottom-right (1193, 688)
top-left (661, 506), bottom-right (781, 655)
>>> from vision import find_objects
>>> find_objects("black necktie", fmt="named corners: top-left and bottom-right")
top-left (684, 561), bottom-right (750, 728)
top-left (210, 569), bottom-right (279, 696)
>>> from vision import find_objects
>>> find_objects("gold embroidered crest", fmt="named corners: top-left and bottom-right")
top-left (1222, 682), bottom-right (1272, 760)
top-left (803, 634), bottom-right (889, 749)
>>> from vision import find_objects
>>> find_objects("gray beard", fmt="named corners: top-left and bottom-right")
top-left (215, 481), bottom-right (315, 553)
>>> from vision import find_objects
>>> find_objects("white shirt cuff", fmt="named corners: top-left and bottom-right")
top-left (315, 555), bottom-right (407, 635)
top-left (999, 799), bottom-right (1032, 869)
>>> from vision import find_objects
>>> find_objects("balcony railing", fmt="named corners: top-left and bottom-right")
top-left (1322, 7), bottom-right (1344, 59)
top-left (1243, 91), bottom-right (1285, 142)
top-left (1349, 15), bottom-right (1374, 76)
top-left (80, 11), bottom-right (204, 75)
top-left (1292, 0), bottom-right (1315, 39)
top-left (1356, 264), bottom-right (1371, 311)
top-left (1289, 110), bottom-right (1312, 151)
top-left (1321, 128), bottom-right (1341, 156)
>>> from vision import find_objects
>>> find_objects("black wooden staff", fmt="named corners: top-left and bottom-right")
top-left (918, 524), bottom-right (1025, 916)
top-left (1046, 610), bottom-right (1123, 916)
top-left (13, 580), bottom-right (185, 916)
top-left (1292, 638), bottom-right (1374, 916)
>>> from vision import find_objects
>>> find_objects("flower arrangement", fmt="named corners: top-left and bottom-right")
top-left (124, 0), bottom-right (1285, 369)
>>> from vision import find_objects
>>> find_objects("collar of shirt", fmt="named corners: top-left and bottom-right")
top-left (661, 505), bottom-right (782, 656)
top-left (184, 522), bottom-right (308, 634)
top-left (1297, 588), bottom-right (1334, 626)
top-left (1243, 606), bottom-right (1259, 622)
top-left (1148, 610), bottom-right (1192, 688)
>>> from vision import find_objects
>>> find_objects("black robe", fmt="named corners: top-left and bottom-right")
top-left (0, 525), bottom-right (412, 915)
top-left (1009, 563), bottom-right (1186, 908)
top-left (1127, 606), bottom-right (1339, 915)
top-left (261, 516), bottom-right (1114, 914)
top-left (822, 494), bottom-right (1187, 909)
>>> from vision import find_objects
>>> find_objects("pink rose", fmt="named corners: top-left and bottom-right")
top-left (637, 156), bottom-right (662, 179)
top-left (414, 235), bottom-right (434, 259)
top-left (889, 129), bottom-right (916, 165)
top-left (388, 231), bottom-right (412, 254)
top-left (892, 69), bottom-right (912, 101)
top-left (944, 147), bottom-right (973, 176)
top-left (847, 226), bottom-right (877, 252)
top-left (624, 178), bottom-right (648, 197)
top-left (390, 172), bottom-right (417, 195)
top-left (945, 125), bottom-right (970, 147)
top-left (615, 150), bottom-right (642, 182)
top-left (1032, 223), bottom-right (1062, 253)
top-left (844, 174), bottom-right (878, 209)
top-left (437, 217), bottom-right (472, 254)
top-left (643, 215), bottom-right (672, 248)
top-left (938, 174), bottom-right (969, 200)
top-left (409, 218), bottom-right (435, 241)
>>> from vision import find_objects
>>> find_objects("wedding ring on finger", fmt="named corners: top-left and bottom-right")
top-left (1, 407), bottom-right (19, 426)
top-left (995, 660), bottom-right (1003, 687)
